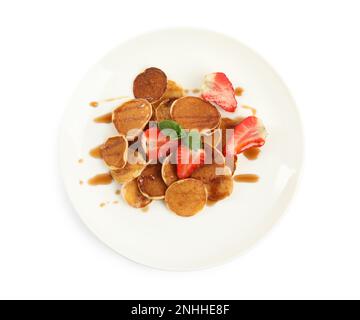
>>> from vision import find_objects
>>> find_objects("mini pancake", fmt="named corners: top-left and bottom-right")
top-left (133, 67), bottom-right (167, 103)
top-left (170, 97), bottom-right (221, 132)
top-left (113, 99), bottom-right (152, 140)
top-left (220, 117), bottom-right (244, 151)
top-left (207, 175), bottom-right (234, 201)
top-left (162, 80), bottom-right (184, 100)
top-left (191, 164), bottom-right (232, 184)
top-left (203, 143), bottom-right (225, 165)
top-left (137, 164), bottom-right (168, 200)
top-left (191, 164), bottom-right (233, 201)
top-left (121, 179), bottom-right (152, 209)
top-left (155, 98), bottom-right (174, 122)
top-left (151, 80), bottom-right (184, 109)
top-left (100, 136), bottom-right (128, 170)
top-left (165, 179), bottom-right (207, 217)
top-left (111, 151), bottom-right (147, 184)
top-left (161, 154), bottom-right (178, 186)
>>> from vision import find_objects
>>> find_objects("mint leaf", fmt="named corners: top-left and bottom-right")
top-left (183, 130), bottom-right (203, 151)
top-left (160, 128), bottom-right (179, 140)
top-left (158, 120), bottom-right (183, 140)
top-left (158, 120), bottom-right (203, 151)
top-left (179, 129), bottom-right (187, 140)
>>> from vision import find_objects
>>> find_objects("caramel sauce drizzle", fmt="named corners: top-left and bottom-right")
top-left (243, 148), bottom-right (261, 160)
top-left (234, 174), bottom-right (259, 183)
top-left (89, 145), bottom-right (103, 159)
top-left (242, 105), bottom-right (257, 116)
top-left (88, 173), bottom-right (113, 186)
top-left (94, 112), bottom-right (112, 124)
top-left (235, 87), bottom-right (244, 96)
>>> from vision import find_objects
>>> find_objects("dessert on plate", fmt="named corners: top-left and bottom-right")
top-left (87, 68), bottom-right (267, 217)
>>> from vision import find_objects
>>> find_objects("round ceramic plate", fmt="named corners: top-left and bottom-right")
top-left (60, 28), bottom-right (303, 271)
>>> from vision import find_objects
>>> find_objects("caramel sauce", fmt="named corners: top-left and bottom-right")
top-left (89, 145), bottom-right (103, 159)
top-left (94, 112), bottom-right (112, 124)
top-left (242, 105), bottom-right (257, 116)
top-left (88, 173), bottom-right (113, 186)
top-left (234, 174), bottom-right (259, 183)
top-left (115, 189), bottom-right (121, 195)
top-left (105, 96), bottom-right (128, 102)
top-left (235, 87), bottom-right (244, 96)
top-left (192, 88), bottom-right (201, 94)
top-left (89, 96), bottom-right (128, 108)
top-left (184, 89), bottom-right (190, 94)
top-left (243, 147), bottom-right (261, 160)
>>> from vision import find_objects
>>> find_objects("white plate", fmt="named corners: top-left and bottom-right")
top-left (59, 28), bottom-right (303, 271)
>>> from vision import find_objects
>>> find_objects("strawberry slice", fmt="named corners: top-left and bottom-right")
top-left (143, 127), bottom-right (170, 162)
top-left (224, 116), bottom-right (267, 156)
top-left (201, 72), bottom-right (237, 112)
top-left (177, 145), bottom-right (205, 179)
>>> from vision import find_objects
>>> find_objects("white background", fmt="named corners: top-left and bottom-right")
top-left (0, 0), bottom-right (359, 300)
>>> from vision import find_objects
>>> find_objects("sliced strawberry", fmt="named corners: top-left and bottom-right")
top-left (201, 72), bottom-right (237, 112)
top-left (224, 116), bottom-right (267, 156)
top-left (143, 127), bottom-right (170, 162)
top-left (177, 145), bottom-right (205, 179)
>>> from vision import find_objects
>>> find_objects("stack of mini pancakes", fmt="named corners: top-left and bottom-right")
top-left (98, 68), bottom-right (236, 217)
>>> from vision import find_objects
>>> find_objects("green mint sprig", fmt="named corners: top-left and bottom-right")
top-left (158, 120), bottom-right (203, 151)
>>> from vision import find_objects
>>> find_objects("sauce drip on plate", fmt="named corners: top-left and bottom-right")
top-left (94, 112), bottom-right (112, 124)
top-left (243, 148), bottom-right (261, 160)
top-left (89, 145), bottom-right (103, 159)
top-left (234, 174), bottom-right (259, 183)
top-left (88, 173), bottom-right (113, 185)
top-left (242, 105), bottom-right (257, 116)
top-left (234, 87), bottom-right (244, 96)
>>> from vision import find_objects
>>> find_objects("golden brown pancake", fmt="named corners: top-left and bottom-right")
top-left (121, 179), bottom-right (152, 209)
top-left (133, 67), bottom-right (167, 103)
top-left (100, 136), bottom-right (128, 170)
top-left (207, 175), bottom-right (234, 201)
top-left (111, 151), bottom-right (147, 184)
top-left (191, 164), bottom-right (231, 183)
top-left (203, 143), bottom-right (225, 165)
top-left (151, 80), bottom-right (184, 109)
top-left (191, 164), bottom-right (233, 201)
top-left (137, 164), bottom-right (168, 200)
top-left (161, 155), bottom-right (178, 186)
top-left (155, 99), bottom-right (174, 122)
top-left (165, 179), bottom-right (207, 217)
top-left (113, 99), bottom-right (152, 140)
top-left (170, 97), bottom-right (220, 132)
top-left (162, 80), bottom-right (184, 100)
